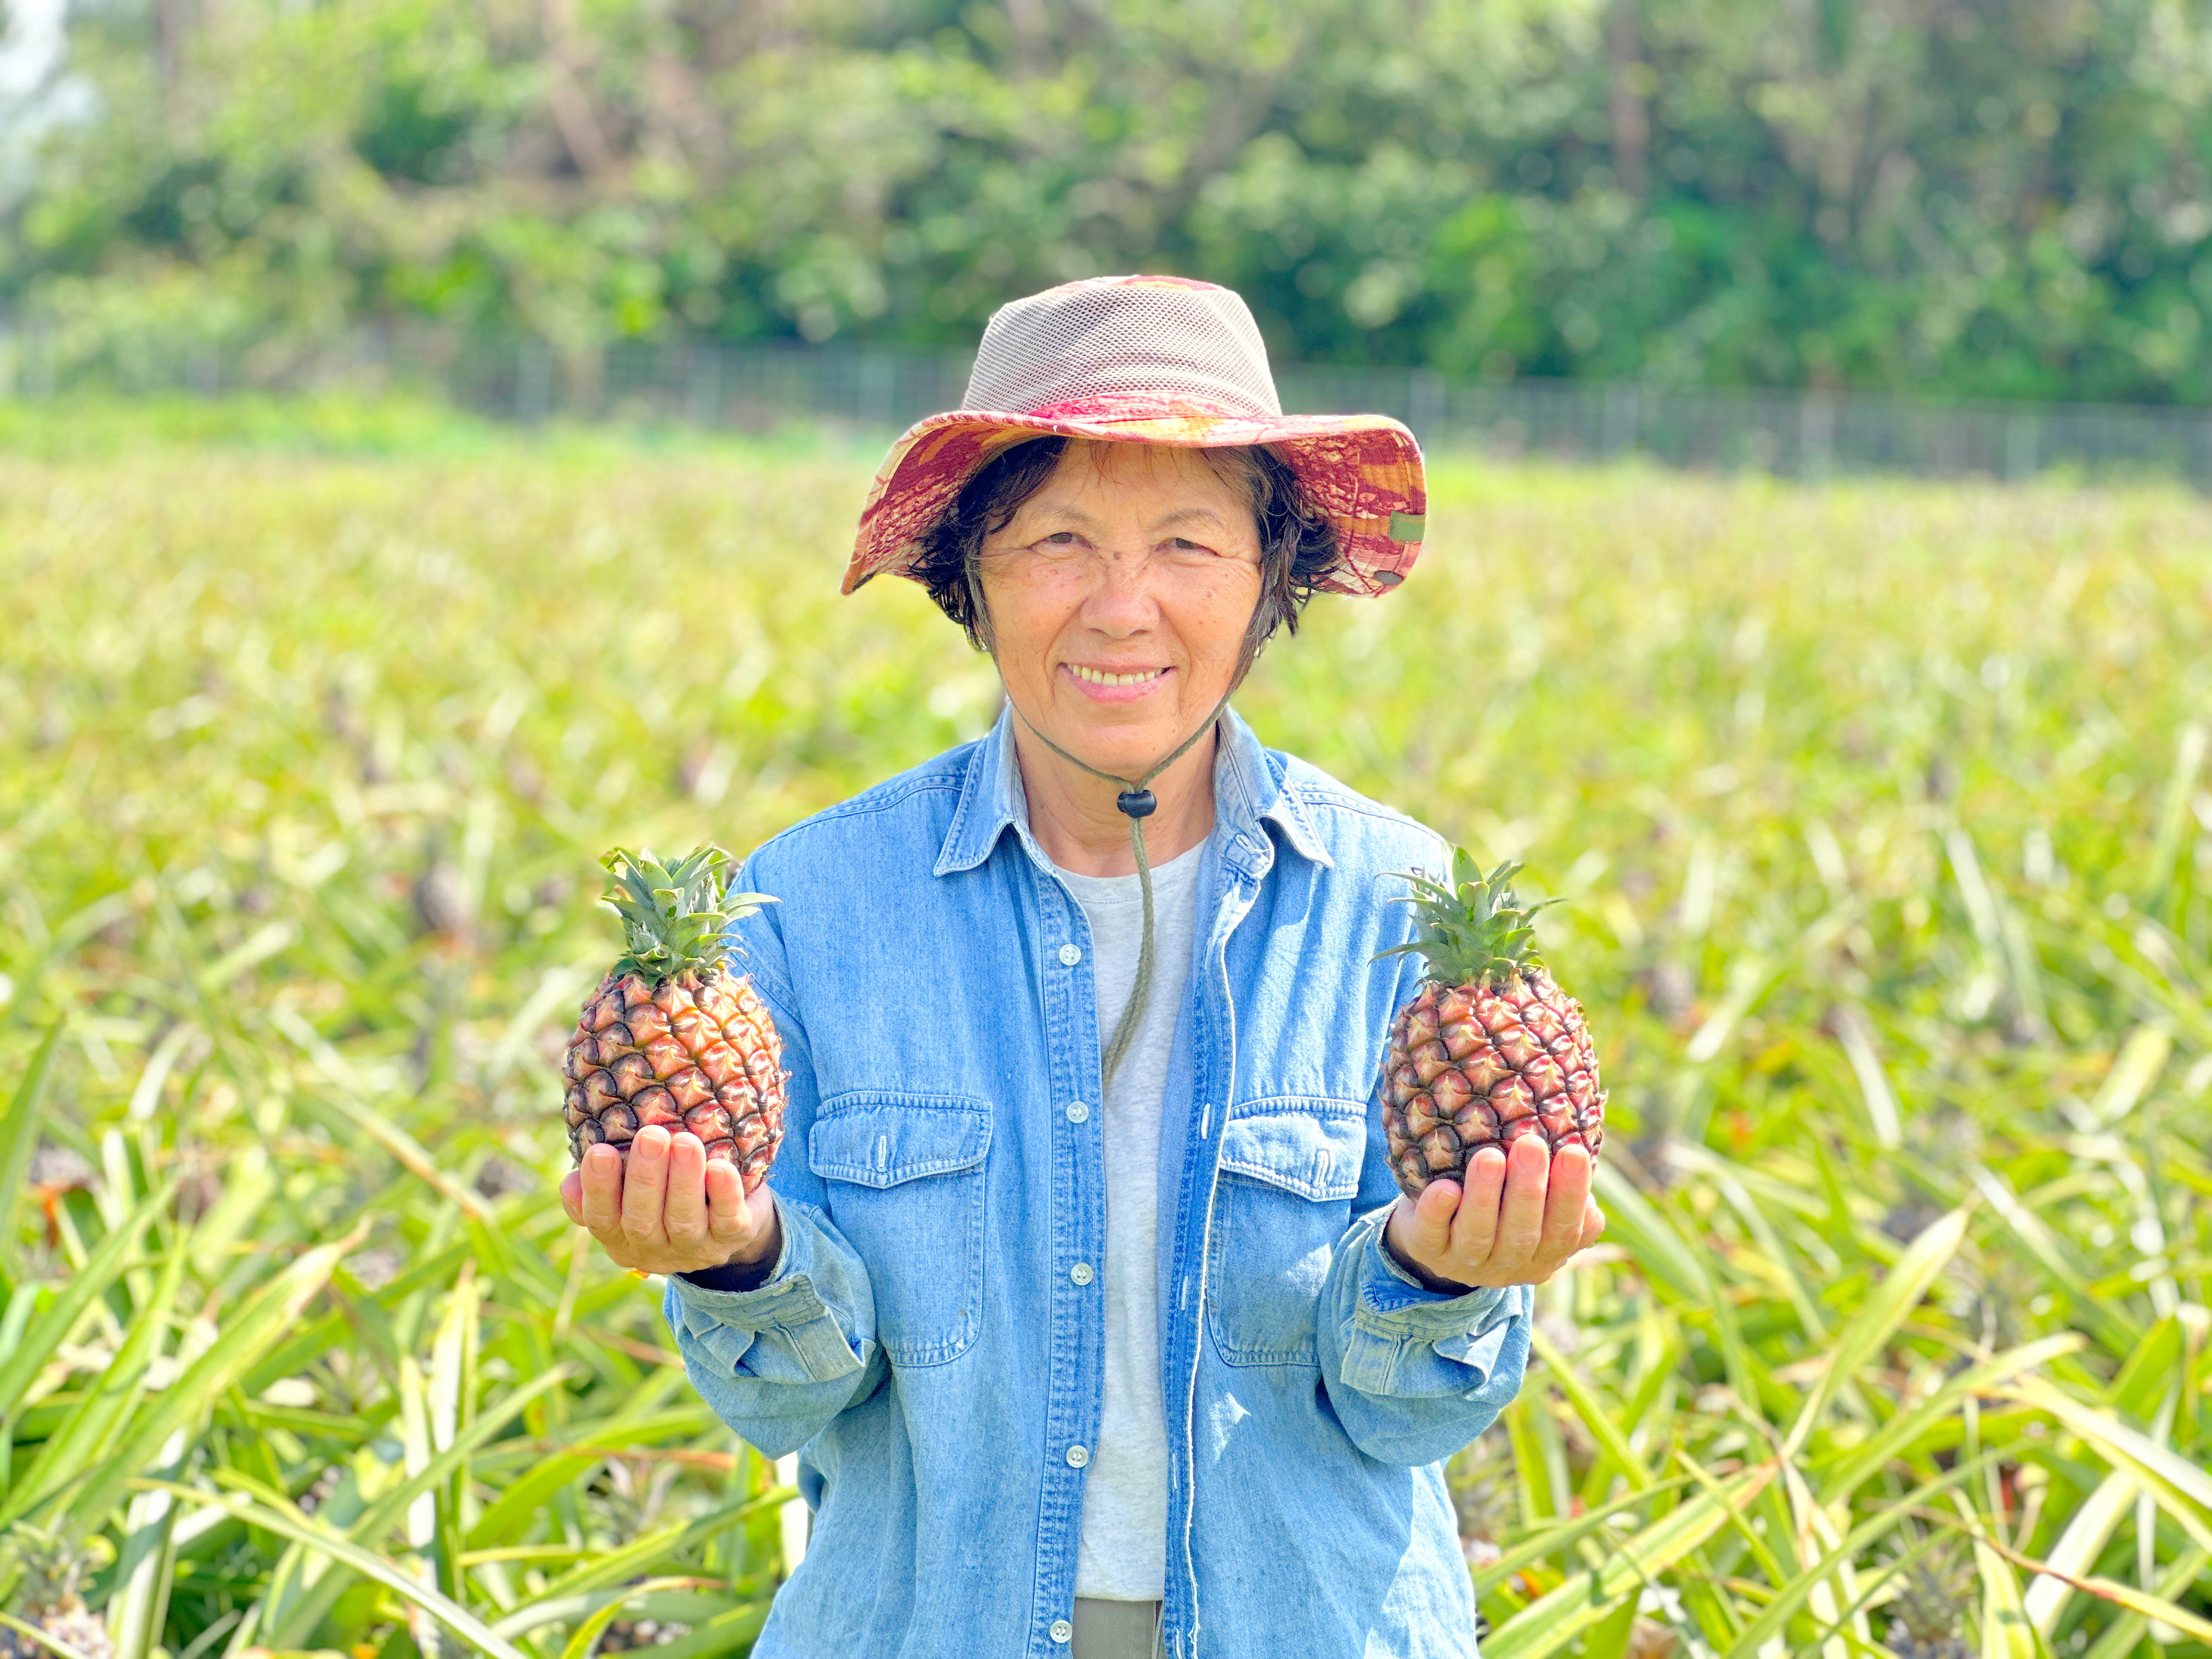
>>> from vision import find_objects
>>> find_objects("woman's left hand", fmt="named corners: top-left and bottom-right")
top-left (1383, 1136), bottom-right (1605, 1291)
top-left (558, 1127), bottom-right (780, 1279)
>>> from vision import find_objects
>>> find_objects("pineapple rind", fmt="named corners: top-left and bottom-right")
top-left (563, 847), bottom-right (790, 1193)
top-left (563, 964), bottom-right (788, 1191)
top-left (1378, 850), bottom-right (1605, 1198)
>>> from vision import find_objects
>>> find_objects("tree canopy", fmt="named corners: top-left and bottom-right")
top-left (8, 0), bottom-right (2212, 401)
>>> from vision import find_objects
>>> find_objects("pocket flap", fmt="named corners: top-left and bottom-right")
top-left (1217, 1098), bottom-right (1365, 1202)
top-left (809, 1095), bottom-right (991, 1189)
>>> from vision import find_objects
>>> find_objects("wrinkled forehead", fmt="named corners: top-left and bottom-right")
top-left (1001, 438), bottom-right (1263, 528)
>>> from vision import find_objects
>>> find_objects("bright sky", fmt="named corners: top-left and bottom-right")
top-left (0, 0), bottom-right (66, 98)
top-left (1, 0), bottom-right (94, 205)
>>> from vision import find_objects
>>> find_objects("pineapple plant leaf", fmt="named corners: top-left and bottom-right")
top-left (561, 846), bottom-right (790, 1190)
top-left (1375, 850), bottom-right (1604, 1197)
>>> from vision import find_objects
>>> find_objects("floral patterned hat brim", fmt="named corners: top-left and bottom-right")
top-left (843, 397), bottom-right (1427, 599)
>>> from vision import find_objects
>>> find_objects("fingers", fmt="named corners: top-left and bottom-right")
top-left (1490, 1135), bottom-right (1551, 1263)
top-left (620, 1126), bottom-right (674, 1239)
top-left (662, 1133), bottom-right (710, 1246)
top-left (580, 1143), bottom-right (625, 1235)
top-left (558, 1168), bottom-right (584, 1227)
top-left (1579, 1195), bottom-right (1607, 1251)
top-left (705, 1158), bottom-right (749, 1248)
top-left (1409, 1178), bottom-right (1460, 1259)
top-left (1392, 1139), bottom-right (1609, 1289)
top-left (1446, 1146), bottom-right (1508, 1262)
top-left (573, 1126), bottom-right (751, 1276)
top-left (1383, 1178), bottom-right (1460, 1288)
top-left (1539, 1145), bottom-right (1593, 1262)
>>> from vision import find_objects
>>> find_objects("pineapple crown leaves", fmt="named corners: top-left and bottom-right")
top-left (1886, 1537), bottom-right (1972, 1642)
top-left (0, 1520), bottom-right (110, 1603)
top-left (597, 845), bottom-right (776, 984)
top-left (1374, 847), bottom-right (1559, 988)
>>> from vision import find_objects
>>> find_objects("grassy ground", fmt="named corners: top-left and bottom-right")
top-left (1, 408), bottom-right (2208, 1657)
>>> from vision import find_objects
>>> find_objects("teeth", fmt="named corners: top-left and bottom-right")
top-left (1072, 665), bottom-right (1163, 687)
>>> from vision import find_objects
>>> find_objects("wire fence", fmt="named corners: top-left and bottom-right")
top-left (6, 318), bottom-right (2211, 484)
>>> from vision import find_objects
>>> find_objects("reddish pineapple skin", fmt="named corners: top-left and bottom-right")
top-left (1374, 853), bottom-right (1605, 1200)
top-left (1380, 969), bottom-right (1604, 1199)
top-left (562, 966), bottom-right (787, 1192)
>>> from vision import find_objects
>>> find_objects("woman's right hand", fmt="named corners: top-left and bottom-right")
top-left (560, 1125), bottom-right (781, 1278)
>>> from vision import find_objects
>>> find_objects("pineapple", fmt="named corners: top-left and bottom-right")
top-left (1884, 1545), bottom-right (1972, 1659)
top-left (0, 1524), bottom-right (113, 1659)
top-left (561, 847), bottom-right (788, 1192)
top-left (1377, 851), bottom-right (1604, 1199)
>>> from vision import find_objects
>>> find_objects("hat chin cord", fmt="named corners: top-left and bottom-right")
top-left (1009, 686), bottom-right (1235, 1085)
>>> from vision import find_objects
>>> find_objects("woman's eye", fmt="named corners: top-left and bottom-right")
top-left (1036, 532), bottom-right (1080, 548)
top-left (1167, 538), bottom-right (1210, 553)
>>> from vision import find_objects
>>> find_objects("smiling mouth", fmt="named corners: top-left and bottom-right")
top-left (1069, 665), bottom-right (1168, 687)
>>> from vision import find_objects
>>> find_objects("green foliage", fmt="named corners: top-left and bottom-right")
top-left (1379, 850), bottom-right (1558, 989)
top-left (11, 0), bottom-right (2212, 400)
top-left (0, 425), bottom-right (2209, 1655)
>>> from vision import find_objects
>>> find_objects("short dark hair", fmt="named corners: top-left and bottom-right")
top-left (911, 437), bottom-right (1338, 670)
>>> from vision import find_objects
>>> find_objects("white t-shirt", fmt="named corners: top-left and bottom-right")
top-left (1053, 840), bottom-right (1206, 1602)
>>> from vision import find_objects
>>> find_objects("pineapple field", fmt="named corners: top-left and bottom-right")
top-left (2, 405), bottom-right (2209, 1658)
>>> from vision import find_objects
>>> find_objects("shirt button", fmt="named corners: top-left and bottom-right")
top-left (1049, 1621), bottom-right (1073, 1644)
top-left (1071, 1262), bottom-right (1094, 1285)
top-left (1066, 1444), bottom-right (1090, 1468)
top-left (1066, 1101), bottom-right (1090, 1123)
top-left (1058, 943), bottom-right (1082, 967)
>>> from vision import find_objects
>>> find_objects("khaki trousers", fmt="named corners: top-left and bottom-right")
top-left (1071, 1599), bottom-right (1164, 1659)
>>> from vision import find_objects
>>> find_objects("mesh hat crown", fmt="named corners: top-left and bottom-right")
top-left (965, 275), bottom-right (1282, 419)
top-left (843, 275), bottom-right (1427, 599)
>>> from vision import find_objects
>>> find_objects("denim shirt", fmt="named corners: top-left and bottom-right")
top-left (664, 707), bottom-right (1532, 1659)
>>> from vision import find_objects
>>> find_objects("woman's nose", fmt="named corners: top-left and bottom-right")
top-left (1079, 544), bottom-right (1163, 631)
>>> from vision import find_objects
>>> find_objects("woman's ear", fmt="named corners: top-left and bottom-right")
top-left (965, 557), bottom-right (997, 654)
top-left (1233, 591), bottom-right (1279, 679)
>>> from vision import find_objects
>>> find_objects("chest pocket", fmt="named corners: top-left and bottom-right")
top-left (810, 1093), bottom-right (991, 1367)
top-left (1205, 1097), bottom-right (1367, 1367)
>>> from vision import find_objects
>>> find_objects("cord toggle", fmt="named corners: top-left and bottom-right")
top-left (1115, 789), bottom-right (1158, 820)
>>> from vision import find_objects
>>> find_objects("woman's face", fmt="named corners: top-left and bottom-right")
top-left (976, 442), bottom-right (1264, 779)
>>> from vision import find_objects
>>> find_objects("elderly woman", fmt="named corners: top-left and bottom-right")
top-left (561, 276), bottom-right (1604, 1659)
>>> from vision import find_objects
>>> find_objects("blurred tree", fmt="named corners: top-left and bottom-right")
top-left (5, 0), bottom-right (2211, 400)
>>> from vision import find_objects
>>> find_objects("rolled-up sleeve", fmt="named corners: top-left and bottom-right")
top-left (658, 856), bottom-right (883, 1458)
top-left (1316, 1204), bottom-right (1532, 1466)
top-left (663, 1190), bottom-right (882, 1456)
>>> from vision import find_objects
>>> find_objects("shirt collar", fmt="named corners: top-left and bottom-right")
top-left (934, 702), bottom-right (1333, 878)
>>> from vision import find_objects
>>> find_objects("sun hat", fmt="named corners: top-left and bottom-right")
top-left (841, 274), bottom-right (1427, 598)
